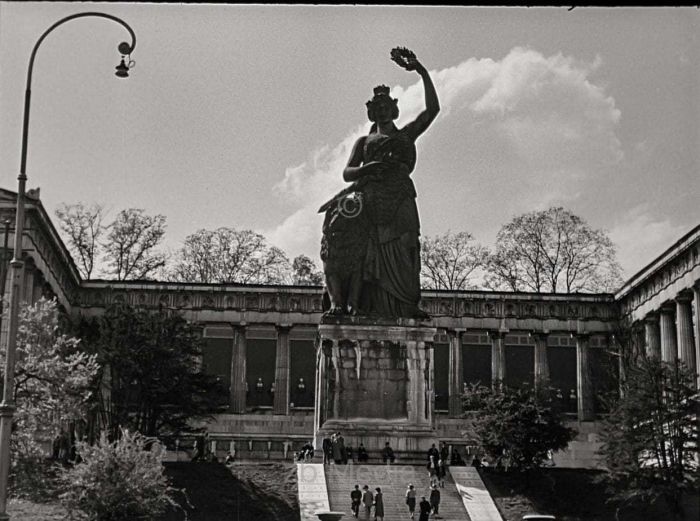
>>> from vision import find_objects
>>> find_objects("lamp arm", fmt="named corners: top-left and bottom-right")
top-left (21, 11), bottom-right (136, 176)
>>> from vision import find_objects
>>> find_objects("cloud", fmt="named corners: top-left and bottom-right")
top-left (608, 206), bottom-right (689, 277)
top-left (267, 47), bottom-right (624, 261)
top-left (472, 48), bottom-right (623, 169)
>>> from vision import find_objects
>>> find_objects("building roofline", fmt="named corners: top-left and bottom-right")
top-left (615, 223), bottom-right (700, 301)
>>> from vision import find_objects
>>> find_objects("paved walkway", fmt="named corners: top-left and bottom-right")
top-left (297, 463), bottom-right (331, 521)
top-left (449, 466), bottom-right (503, 521)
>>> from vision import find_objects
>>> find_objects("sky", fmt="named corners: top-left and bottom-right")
top-left (1, 3), bottom-right (698, 282)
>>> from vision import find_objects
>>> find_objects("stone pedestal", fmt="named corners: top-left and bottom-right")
top-left (314, 318), bottom-right (438, 452)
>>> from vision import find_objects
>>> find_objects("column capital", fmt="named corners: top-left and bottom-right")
top-left (487, 329), bottom-right (507, 340)
top-left (572, 331), bottom-right (591, 340)
top-left (232, 322), bottom-right (248, 332)
top-left (275, 323), bottom-right (293, 332)
top-left (675, 290), bottom-right (694, 304)
top-left (530, 330), bottom-right (550, 341)
top-left (659, 302), bottom-right (676, 314)
top-left (446, 328), bottom-right (467, 335)
top-left (644, 312), bottom-right (659, 323)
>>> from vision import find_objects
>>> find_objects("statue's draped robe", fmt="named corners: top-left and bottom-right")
top-left (320, 126), bottom-right (423, 318)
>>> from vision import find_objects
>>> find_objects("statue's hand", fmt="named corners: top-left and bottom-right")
top-left (391, 47), bottom-right (422, 72)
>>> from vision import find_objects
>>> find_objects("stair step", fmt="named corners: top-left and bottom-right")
top-left (325, 464), bottom-right (471, 521)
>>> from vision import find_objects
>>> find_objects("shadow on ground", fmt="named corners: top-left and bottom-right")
top-left (160, 461), bottom-right (300, 521)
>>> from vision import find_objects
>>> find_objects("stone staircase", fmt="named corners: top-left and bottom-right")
top-left (325, 464), bottom-right (472, 520)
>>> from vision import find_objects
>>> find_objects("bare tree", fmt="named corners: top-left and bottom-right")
top-left (420, 231), bottom-right (488, 290)
top-left (54, 203), bottom-right (105, 279)
top-left (485, 207), bottom-right (623, 293)
top-left (103, 209), bottom-right (167, 281)
top-left (170, 227), bottom-right (292, 284)
top-left (292, 254), bottom-right (324, 286)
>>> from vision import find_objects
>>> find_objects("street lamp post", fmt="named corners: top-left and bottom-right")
top-left (0, 12), bottom-right (136, 520)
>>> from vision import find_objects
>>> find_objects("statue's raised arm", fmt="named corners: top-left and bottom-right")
top-left (390, 47), bottom-right (440, 141)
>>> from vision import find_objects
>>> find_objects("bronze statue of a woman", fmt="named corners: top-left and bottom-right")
top-left (319, 47), bottom-right (440, 319)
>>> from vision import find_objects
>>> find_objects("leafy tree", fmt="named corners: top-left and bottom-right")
top-left (598, 357), bottom-right (699, 520)
top-left (55, 203), bottom-right (105, 279)
top-left (60, 428), bottom-right (180, 521)
top-left (462, 383), bottom-right (576, 472)
top-left (420, 231), bottom-right (487, 290)
top-left (78, 304), bottom-right (226, 438)
top-left (292, 254), bottom-right (324, 286)
top-left (0, 298), bottom-right (99, 459)
top-left (103, 208), bottom-right (167, 281)
top-left (170, 227), bottom-right (292, 284)
top-left (485, 207), bottom-right (623, 293)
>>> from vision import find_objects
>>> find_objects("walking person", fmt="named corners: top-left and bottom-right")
top-left (350, 484), bottom-right (362, 518)
top-left (429, 485), bottom-right (441, 518)
top-left (373, 487), bottom-right (384, 521)
top-left (436, 458), bottom-right (446, 488)
top-left (362, 485), bottom-right (374, 520)
top-left (418, 496), bottom-right (432, 521)
top-left (427, 455), bottom-right (438, 488)
top-left (405, 483), bottom-right (417, 519)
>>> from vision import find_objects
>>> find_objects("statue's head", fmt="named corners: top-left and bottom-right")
top-left (366, 85), bottom-right (399, 123)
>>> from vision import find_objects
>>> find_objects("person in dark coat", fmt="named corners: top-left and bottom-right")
top-left (381, 442), bottom-right (395, 464)
top-left (418, 496), bottom-right (432, 521)
top-left (405, 483), bottom-right (417, 519)
top-left (361, 485), bottom-right (374, 520)
top-left (322, 436), bottom-right (333, 464)
top-left (430, 485), bottom-right (441, 517)
top-left (427, 443), bottom-right (439, 462)
top-left (358, 442), bottom-right (369, 462)
top-left (350, 484), bottom-right (362, 518)
top-left (373, 487), bottom-right (384, 521)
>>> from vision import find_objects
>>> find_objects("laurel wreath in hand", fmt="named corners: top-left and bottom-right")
top-left (390, 47), bottom-right (417, 70)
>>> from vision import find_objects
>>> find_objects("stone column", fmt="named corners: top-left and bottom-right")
top-left (675, 293), bottom-right (696, 372)
top-left (273, 324), bottom-right (292, 415)
top-left (576, 333), bottom-right (594, 421)
top-left (644, 314), bottom-right (662, 359)
top-left (659, 304), bottom-right (677, 362)
top-left (489, 331), bottom-right (507, 387)
top-left (447, 329), bottom-right (465, 417)
top-left (532, 332), bottom-right (550, 388)
top-left (229, 323), bottom-right (247, 414)
top-left (694, 284), bottom-right (700, 388)
top-left (21, 260), bottom-right (35, 304)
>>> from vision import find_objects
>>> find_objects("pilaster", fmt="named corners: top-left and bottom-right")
top-left (273, 324), bottom-right (292, 415)
top-left (575, 333), bottom-right (594, 421)
top-left (532, 331), bottom-right (550, 388)
top-left (447, 328), bottom-right (465, 417)
top-left (230, 323), bottom-right (247, 414)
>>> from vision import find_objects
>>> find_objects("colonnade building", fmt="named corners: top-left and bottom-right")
top-left (1, 188), bottom-right (698, 468)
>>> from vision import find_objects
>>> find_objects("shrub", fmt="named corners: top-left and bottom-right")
top-left (60, 429), bottom-right (180, 520)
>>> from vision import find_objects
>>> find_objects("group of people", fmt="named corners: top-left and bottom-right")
top-left (322, 432), bottom-right (370, 464)
top-left (405, 483), bottom-right (441, 521)
top-left (351, 484), bottom-right (385, 520)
